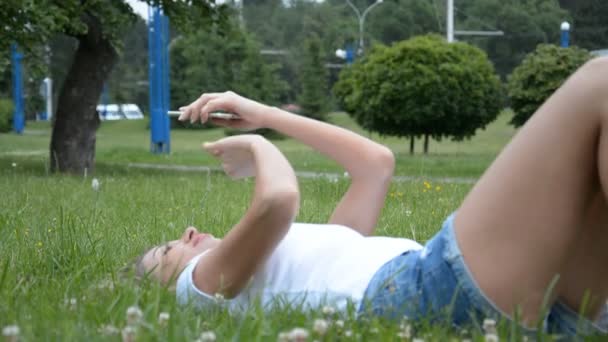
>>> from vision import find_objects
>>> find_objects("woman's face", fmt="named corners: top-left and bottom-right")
top-left (141, 227), bottom-right (221, 284)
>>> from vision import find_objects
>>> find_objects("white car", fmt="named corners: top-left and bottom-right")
top-left (97, 104), bottom-right (144, 120)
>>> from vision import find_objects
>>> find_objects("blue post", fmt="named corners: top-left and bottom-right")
top-left (148, 6), bottom-right (171, 153)
top-left (10, 43), bottom-right (25, 134)
top-left (345, 45), bottom-right (355, 65)
top-left (561, 21), bottom-right (570, 48)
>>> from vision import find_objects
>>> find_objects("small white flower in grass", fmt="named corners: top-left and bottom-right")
top-left (370, 327), bottom-right (379, 334)
top-left (65, 297), bottom-right (78, 311)
top-left (321, 305), bottom-right (335, 316)
top-left (11, 162), bottom-right (17, 168)
top-left (98, 324), bottom-right (119, 335)
top-left (343, 172), bottom-right (349, 178)
top-left (214, 293), bottom-right (225, 305)
top-left (344, 330), bottom-right (353, 338)
top-left (398, 324), bottom-right (412, 339)
top-left (91, 178), bottom-right (100, 191)
top-left (121, 326), bottom-right (137, 342)
top-left (334, 320), bottom-right (344, 329)
top-left (277, 332), bottom-right (290, 342)
top-left (405, 210), bottom-right (412, 217)
top-left (2, 325), bottom-right (20, 342)
top-left (412, 338), bottom-right (425, 342)
top-left (200, 331), bottom-right (216, 342)
top-left (482, 318), bottom-right (497, 334)
top-left (312, 319), bottom-right (328, 335)
top-left (126, 306), bottom-right (143, 325)
top-left (158, 312), bottom-right (170, 327)
top-left (484, 333), bottom-right (499, 342)
top-left (288, 328), bottom-right (309, 342)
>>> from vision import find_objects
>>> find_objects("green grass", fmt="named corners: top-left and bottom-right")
top-left (2, 113), bottom-right (578, 340)
top-left (0, 111), bottom-right (517, 178)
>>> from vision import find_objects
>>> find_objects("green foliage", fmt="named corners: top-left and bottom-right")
top-left (0, 98), bottom-right (14, 133)
top-left (569, 0), bottom-right (608, 50)
top-left (170, 21), bottom-right (287, 113)
top-left (297, 35), bottom-right (329, 121)
top-left (456, 0), bottom-right (569, 77)
top-left (507, 44), bottom-right (591, 128)
top-left (334, 35), bottom-right (503, 153)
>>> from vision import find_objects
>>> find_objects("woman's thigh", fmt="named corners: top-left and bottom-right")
top-left (454, 58), bottom-right (608, 323)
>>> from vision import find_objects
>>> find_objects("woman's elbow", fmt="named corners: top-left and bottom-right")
top-left (373, 145), bottom-right (395, 179)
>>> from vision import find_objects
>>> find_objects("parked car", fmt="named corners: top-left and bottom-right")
top-left (97, 104), bottom-right (144, 120)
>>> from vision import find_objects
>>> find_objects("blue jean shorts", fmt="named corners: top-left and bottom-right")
top-left (359, 213), bottom-right (607, 337)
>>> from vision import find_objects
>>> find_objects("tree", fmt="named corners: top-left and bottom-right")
top-left (297, 35), bottom-right (329, 121)
top-left (334, 35), bottom-right (503, 154)
top-left (457, 0), bottom-right (569, 77)
top-left (170, 19), bottom-right (286, 113)
top-left (567, 0), bottom-right (608, 50)
top-left (507, 44), bottom-right (590, 128)
top-left (0, 0), bottom-right (228, 174)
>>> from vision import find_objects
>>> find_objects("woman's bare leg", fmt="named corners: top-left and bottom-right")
top-left (558, 190), bottom-right (608, 319)
top-left (454, 57), bottom-right (608, 325)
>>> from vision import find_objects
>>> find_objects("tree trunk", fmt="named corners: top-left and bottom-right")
top-left (49, 13), bottom-right (117, 174)
top-left (409, 136), bottom-right (414, 155)
top-left (423, 134), bottom-right (429, 154)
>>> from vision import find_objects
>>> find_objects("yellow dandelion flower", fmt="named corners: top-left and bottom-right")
top-left (436, 186), bottom-right (441, 191)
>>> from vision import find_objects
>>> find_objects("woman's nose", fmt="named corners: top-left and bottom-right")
top-left (182, 226), bottom-right (199, 242)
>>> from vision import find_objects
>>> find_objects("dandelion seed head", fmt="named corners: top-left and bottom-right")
top-left (288, 327), bottom-right (309, 342)
top-left (91, 178), bottom-right (100, 191)
top-left (312, 319), bottom-right (328, 335)
top-left (2, 325), bottom-right (20, 337)
top-left (277, 332), bottom-right (290, 342)
top-left (158, 312), bottom-right (170, 327)
top-left (321, 305), bottom-right (335, 316)
top-left (126, 306), bottom-right (143, 325)
top-left (200, 331), bottom-right (216, 342)
top-left (98, 324), bottom-right (119, 335)
top-left (482, 318), bottom-right (497, 334)
top-left (484, 333), bottom-right (499, 342)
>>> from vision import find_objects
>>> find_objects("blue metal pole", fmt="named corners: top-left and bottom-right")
top-left (148, 6), bottom-right (171, 154)
top-left (10, 43), bottom-right (25, 134)
top-left (560, 21), bottom-right (570, 48)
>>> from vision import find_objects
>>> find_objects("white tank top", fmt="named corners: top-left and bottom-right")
top-left (176, 222), bottom-right (422, 312)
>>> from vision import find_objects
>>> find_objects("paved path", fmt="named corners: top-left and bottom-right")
top-left (125, 162), bottom-right (477, 184)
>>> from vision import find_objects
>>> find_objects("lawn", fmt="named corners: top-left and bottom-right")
top-left (0, 112), bottom-right (553, 341)
top-left (0, 111), bottom-right (517, 179)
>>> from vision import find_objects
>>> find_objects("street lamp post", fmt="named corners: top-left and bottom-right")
top-left (345, 0), bottom-right (384, 54)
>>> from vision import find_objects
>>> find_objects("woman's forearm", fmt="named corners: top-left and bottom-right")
top-left (262, 107), bottom-right (394, 179)
top-left (249, 136), bottom-right (300, 215)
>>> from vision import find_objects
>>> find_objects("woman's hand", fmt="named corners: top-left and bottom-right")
top-left (179, 91), bottom-right (270, 131)
top-left (202, 135), bottom-right (264, 179)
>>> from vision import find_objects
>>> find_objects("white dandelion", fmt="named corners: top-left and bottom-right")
top-left (121, 326), bottom-right (137, 342)
top-left (158, 312), bottom-right (170, 327)
top-left (288, 328), bottom-right (309, 342)
top-left (91, 178), bottom-right (100, 191)
top-left (321, 305), bottom-right (335, 316)
top-left (200, 331), bottom-right (216, 342)
top-left (2, 325), bottom-right (20, 342)
top-left (312, 319), bottom-right (328, 336)
top-left (126, 306), bottom-right (143, 326)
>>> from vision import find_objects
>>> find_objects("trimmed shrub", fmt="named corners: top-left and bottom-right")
top-left (507, 44), bottom-right (591, 127)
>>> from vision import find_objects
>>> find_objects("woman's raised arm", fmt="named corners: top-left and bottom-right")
top-left (193, 134), bottom-right (299, 298)
top-left (179, 91), bottom-right (394, 236)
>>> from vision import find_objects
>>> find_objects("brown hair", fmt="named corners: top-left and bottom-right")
top-left (121, 249), bottom-right (151, 282)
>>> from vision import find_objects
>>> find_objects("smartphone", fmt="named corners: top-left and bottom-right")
top-left (167, 111), bottom-right (239, 120)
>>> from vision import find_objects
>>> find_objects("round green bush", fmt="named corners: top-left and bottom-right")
top-left (333, 34), bottom-right (503, 151)
top-left (0, 98), bottom-right (14, 133)
top-left (507, 44), bottom-right (591, 128)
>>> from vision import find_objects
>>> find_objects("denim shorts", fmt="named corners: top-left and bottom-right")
top-left (359, 213), bottom-right (607, 338)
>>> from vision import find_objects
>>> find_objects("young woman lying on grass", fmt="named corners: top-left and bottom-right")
top-left (138, 58), bottom-right (608, 337)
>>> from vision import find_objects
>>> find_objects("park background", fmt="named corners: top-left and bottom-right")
top-left (1, 0), bottom-right (608, 340)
